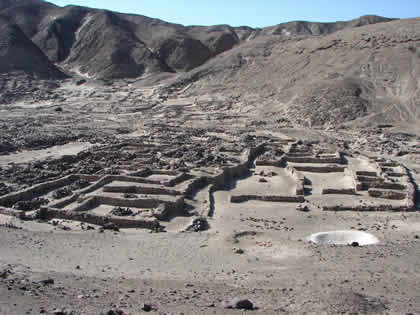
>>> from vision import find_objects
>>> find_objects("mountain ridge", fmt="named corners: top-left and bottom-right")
top-left (0, 1), bottom-right (418, 128)
top-left (0, 0), bottom-right (395, 79)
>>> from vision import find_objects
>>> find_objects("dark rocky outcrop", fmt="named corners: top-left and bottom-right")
top-left (0, 16), bottom-right (65, 78)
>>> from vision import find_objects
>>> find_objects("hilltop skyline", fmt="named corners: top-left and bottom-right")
top-left (47, 0), bottom-right (420, 27)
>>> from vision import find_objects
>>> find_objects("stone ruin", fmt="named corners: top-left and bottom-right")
top-left (0, 134), bottom-right (417, 232)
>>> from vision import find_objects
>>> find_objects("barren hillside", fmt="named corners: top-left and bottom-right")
top-left (0, 15), bottom-right (65, 78)
top-left (172, 18), bottom-right (420, 128)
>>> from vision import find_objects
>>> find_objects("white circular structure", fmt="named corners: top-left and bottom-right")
top-left (308, 230), bottom-right (379, 246)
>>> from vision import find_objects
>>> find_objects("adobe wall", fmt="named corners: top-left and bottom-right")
top-left (230, 195), bottom-right (305, 203)
top-left (103, 185), bottom-right (181, 196)
top-left (42, 208), bottom-right (160, 229)
top-left (293, 165), bottom-right (346, 173)
top-left (356, 171), bottom-right (377, 177)
top-left (0, 175), bottom-right (78, 208)
top-left (184, 176), bottom-right (210, 198)
top-left (211, 144), bottom-right (266, 190)
top-left (285, 165), bottom-right (305, 196)
top-left (255, 160), bottom-right (283, 167)
top-left (360, 182), bottom-right (406, 191)
top-left (285, 156), bottom-right (343, 164)
top-left (368, 189), bottom-right (406, 200)
top-left (94, 195), bottom-right (184, 211)
top-left (323, 204), bottom-right (415, 212)
top-left (322, 188), bottom-right (357, 195)
top-left (165, 173), bottom-right (193, 187)
top-left (0, 206), bottom-right (24, 218)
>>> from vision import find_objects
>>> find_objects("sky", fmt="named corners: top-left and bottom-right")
top-left (47, 0), bottom-right (420, 27)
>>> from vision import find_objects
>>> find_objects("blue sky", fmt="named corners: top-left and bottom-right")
top-left (47, 0), bottom-right (420, 27)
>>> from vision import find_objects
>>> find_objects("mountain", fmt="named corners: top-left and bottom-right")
top-left (0, 0), bottom-right (418, 127)
top-left (0, 1), bottom-right (395, 79)
top-left (0, 0), bottom-right (39, 10)
top-left (0, 15), bottom-right (65, 78)
top-left (170, 18), bottom-right (420, 127)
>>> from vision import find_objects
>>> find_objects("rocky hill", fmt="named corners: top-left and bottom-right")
top-left (1, 1), bottom-right (394, 79)
top-left (0, 15), bottom-right (65, 78)
top-left (0, 0), bottom-right (419, 126)
top-left (172, 18), bottom-right (420, 127)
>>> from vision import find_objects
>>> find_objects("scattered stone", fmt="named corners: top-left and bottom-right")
top-left (52, 308), bottom-right (70, 315)
top-left (104, 309), bottom-right (123, 315)
top-left (123, 193), bottom-right (137, 199)
top-left (296, 204), bottom-right (310, 212)
top-left (40, 278), bottom-right (54, 285)
top-left (70, 179), bottom-right (90, 190)
top-left (103, 223), bottom-right (120, 231)
top-left (76, 79), bottom-right (87, 86)
top-left (52, 187), bottom-right (72, 199)
top-left (233, 247), bottom-right (245, 254)
top-left (13, 198), bottom-right (49, 211)
top-left (141, 303), bottom-right (152, 312)
top-left (222, 297), bottom-right (254, 310)
top-left (186, 217), bottom-right (209, 232)
top-left (110, 207), bottom-right (133, 217)
top-left (258, 177), bottom-right (268, 183)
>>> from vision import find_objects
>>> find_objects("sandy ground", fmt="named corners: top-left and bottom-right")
top-left (0, 142), bottom-right (94, 166)
top-left (0, 79), bottom-right (419, 314)
top-left (1, 200), bottom-right (420, 314)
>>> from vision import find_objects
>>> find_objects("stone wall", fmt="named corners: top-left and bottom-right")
top-left (322, 188), bottom-right (357, 195)
top-left (293, 165), bottom-right (346, 173)
top-left (42, 208), bottom-right (160, 229)
top-left (323, 204), bottom-right (414, 212)
top-left (285, 166), bottom-right (305, 196)
top-left (165, 173), bottom-right (193, 187)
top-left (0, 206), bottom-right (24, 218)
top-left (231, 195), bottom-right (305, 203)
top-left (368, 189), bottom-right (406, 200)
top-left (103, 185), bottom-right (181, 196)
top-left (284, 152), bottom-right (342, 164)
top-left (0, 175), bottom-right (78, 207)
top-left (356, 171), bottom-right (377, 177)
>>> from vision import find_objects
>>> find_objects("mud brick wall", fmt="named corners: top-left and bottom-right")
top-left (322, 188), bottom-right (357, 195)
top-left (285, 166), bottom-right (305, 196)
top-left (255, 160), bottom-right (283, 167)
top-left (363, 182), bottom-right (406, 191)
top-left (0, 175), bottom-right (78, 207)
top-left (0, 206), bottom-right (24, 218)
top-left (184, 176), bottom-right (210, 198)
top-left (48, 194), bottom-right (80, 209)
top-left (284, 152), bottom-right (342, 164)
top-left (43, 208), bottom-right (160, 229)
top-left (103, 185), bottom-right (181, 196)
top-left (165, 173), bottom-right (193, 187)
top-left (230, 195), bottom-right (305, 203)
top-left (293, 165), bottom-right (346, 173)
top-left (323, 204), bottom-right (414, 212)
top-left (356, 171), bottom-right (377, 177)
top-left (368, 189), bottom-right (406, 200)
top-left (212, 144), bottom-right (266, 190)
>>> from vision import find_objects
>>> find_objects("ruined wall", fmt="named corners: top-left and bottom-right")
top-left (285, 166), bottom-right (305, 196)
top-left (293, 165), bottom-right (345, 173)
top-left (42, 208), bottom-right (160, 229)
top-left (231, 195), bottom-right (305, 203)
top-left (0, 175), bottom-right (78, 207)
